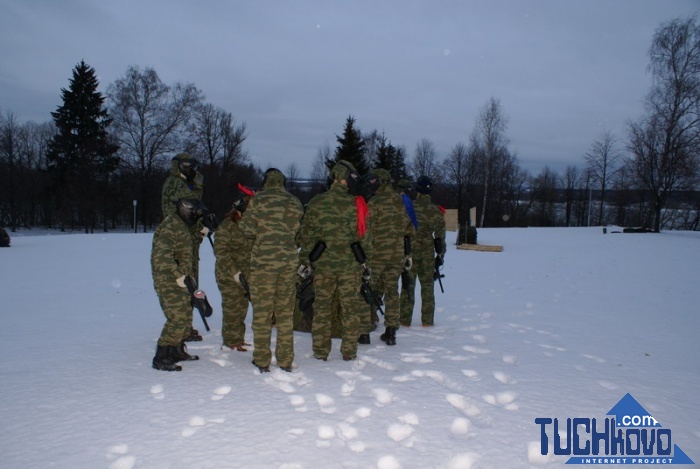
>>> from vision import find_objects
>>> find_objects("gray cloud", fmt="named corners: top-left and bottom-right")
top-left (1, 0), bottom-right (697, 176)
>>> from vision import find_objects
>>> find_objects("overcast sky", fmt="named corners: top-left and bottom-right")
top-left (1, 0), bottom-right (698, 177)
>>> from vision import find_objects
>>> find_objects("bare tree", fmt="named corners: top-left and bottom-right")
top-left (107, 66), bottom-right (203, 228)
top-left (311, 142), bottom-right (332, 181)
top-left (0, 111), bottom-right (24, 230)
top-left (285, 161), bottom-right (300, 192)
top-left (585, 129), bottom-right (621, 225)
top-left (363, 129), bottom-right (382, 169)
top-left (410, 138), bottom-right (441, 181)
top-left (563, 165), bottom-right (581, 227)
top-left (627, 16), bottom-right (700, 231)
top-left (442, 142), bottom-right (477, 227)
top-left (470, 98), bottom-right (510, 227)
top-left (531, 166), bottom-right (561, 226)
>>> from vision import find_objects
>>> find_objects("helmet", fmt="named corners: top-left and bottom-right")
top-left (415, 176), bottom-right (433, 194)
top-left (173, 153), bottom-right (199, 180)
top-left (175, 198), bottom-right (207, 227)
top-left (331, 160), bottom-right (360, 195)
top-left (397, 178), bottom-right (411, 192)
top-left (261, 167), bottom-right (286, 188)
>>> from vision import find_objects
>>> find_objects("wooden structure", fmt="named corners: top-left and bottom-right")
top-left (457, 244), bottom-right (503, 252)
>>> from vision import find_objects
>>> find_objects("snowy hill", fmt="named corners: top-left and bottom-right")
top-left (0, 227), bottom-right (698, 468)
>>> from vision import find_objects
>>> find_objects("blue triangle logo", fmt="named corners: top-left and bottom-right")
top-left (607, 393), bottom-right (661, 427)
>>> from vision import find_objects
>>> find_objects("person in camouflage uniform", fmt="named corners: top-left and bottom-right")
top-left (239, 168), bottom-right (303, 372)
top-left (299, 160), bottom-right (366, 361)
top-left (399, 176), bottom-right (446, 327)
top-left (363, 168), bottom-right (414, 345)
top-left (161, 152), bottom-right (206, 342)
top-left (151, 198), bottom-right (207, 372)
top-left (214, 186), bottom-right (254, 351)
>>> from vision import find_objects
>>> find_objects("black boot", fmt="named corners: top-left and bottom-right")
top-left (380, 327), bottom-right (397, 346)
top-left (170, 343), bottom-right (199, 363)
top-left (152, 345), bottom-right (182, 372)
top-left (184, 328), bottom-right (203, 342)
top-left (358, 333), bottom-right (371, 345)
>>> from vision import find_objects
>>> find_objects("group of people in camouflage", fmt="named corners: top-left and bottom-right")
top-left (150, 152), bottom-right (446, 372)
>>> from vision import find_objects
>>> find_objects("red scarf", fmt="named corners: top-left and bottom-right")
top-left (355, 196), bottom-right (368, 238)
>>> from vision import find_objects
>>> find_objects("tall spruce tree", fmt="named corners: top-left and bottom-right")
top-left (329, 115), bottom-right (368, 176)
top-left (375, 134), bottom-right (407, 181)
top-left (48, 60), bottom-right (119, 233)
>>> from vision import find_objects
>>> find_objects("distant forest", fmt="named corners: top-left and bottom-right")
top-left (1, 17), bottom-right (699, 233)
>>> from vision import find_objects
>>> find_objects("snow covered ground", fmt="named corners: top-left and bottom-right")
top-left (0, 226), bottom-right (698, 468)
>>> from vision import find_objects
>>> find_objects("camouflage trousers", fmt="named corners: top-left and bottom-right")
top-left (249, 268), bottom-right (296, 369)
top-left (218, 279), bottom-right (249, 346)
top-left (155, 282), bottom-right (192, 346)
top-left (361, 260), bottom-right (403, 332)
top-left (312, 270), bottom-right (362, 359)
top-left (399, 254), bottom-right (436, 326)
top-left (187, 235), bottom-right (202, 332)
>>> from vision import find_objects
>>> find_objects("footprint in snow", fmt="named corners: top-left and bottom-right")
top-left (209, 358), bottom-right (229, 367)
top-left (392, 373), bottom-right (417, 383)
top-left (377, 455), bottom-right (402, 469)
top-left (211, 385), bottom-right (231, 401)
top-left (372, 388), bottom-right (394, 407)
top-left (483, 391), bottom-right (519, 410)
top-left (598, 380), bottom-right (618, 390)
top-left (361, 355), bottom-right (396, 371)
top-left (264, 368), bottom-right (311, 394)
top-left (181, 416), bottom-right (223, 437)
top-left (411, 369), bottom-right (463, 392)
top-left (387, 422), bottom-right (414, 445)
top-left (450, 417), bottom-right (471, 436)
top-left (336, 370), bottom-right (371, 397)
top-left (492, 371), bottom-right (512, 384)
top-left (581, 353), bottom-right (606, 363)
top-left (446, 393), bottom-right (481, 416)
top-left (344, 406), bottom-right (372, 424)
top-left (538, 343), bottom-right (566, 352)
top-left (462, 345), bottom-right (491, 354)
top-left (502, 354), bottom-right (517, 365)
top-left (289, 394), bottom-right (308, 412)
top-left (316, 425), bottom-right (335, 447)
top-left (400, 352), bottom-right (433, 364)
top-left (316, 393), bottom-right (336, 414)
top-left (471, 334), bottom-right (487, 344)
top-left (285, 428), bottom-right (305, 439)
top-left (150, 384), bottom-right (164, 400)
top-left (446, 452), bottom-right (480, 469)
top-left (106, 444), bottom-right (136, 469)
top-left (462, 369), bottom-right (480, 381)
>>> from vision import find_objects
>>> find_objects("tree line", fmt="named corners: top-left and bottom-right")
top-left (1, 16), bottom-right (698, 233)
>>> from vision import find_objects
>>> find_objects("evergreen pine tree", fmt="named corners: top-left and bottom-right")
top-left (48, 60), bottom-right (119, 232)
top-left (329, 115), bottom-right (368, 176)
top-left (375, 134), bottom-right (407, 182)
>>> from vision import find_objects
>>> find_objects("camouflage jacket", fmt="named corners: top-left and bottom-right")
top-left (413, 193), bottom-right (446, 259)
top-left (239, 171), bottom-right (303, 271)
top-left (214, 216), bottom-right (252, 282)
top-left (367, 183), bottom-right (414, 265)
top-left (299, 182), bottom-right (363, 270)
top-left (151, 213), bottom-right (194, 285)
top-left (161, 157), bottom-right (204, 219)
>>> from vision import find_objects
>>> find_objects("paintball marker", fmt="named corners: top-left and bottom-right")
top-left (202, 213), bottom-right (219, 248)
top-left (350, 242), bottom-right (385, 316)
top-left (433, 237), bottom-right (445, 293)
top-left (401, 235), bottom-right (412, 291)
top-left (184, 276), bottom-right (213, 331)
top-left (237, 273), bottom-right (251, 299)
top-left (297, 240), bottom-right (326, 314)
